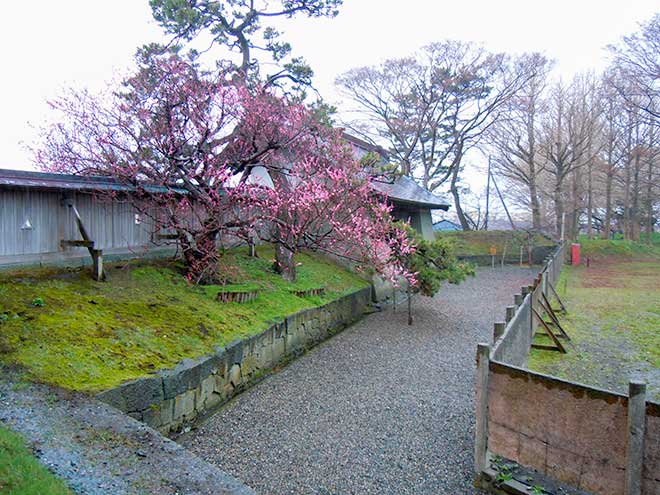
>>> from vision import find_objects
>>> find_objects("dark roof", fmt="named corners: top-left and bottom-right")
top-left (0, 169), bottom-right (187, 194)
top-left (373, 176), bottom-right (450, 210)
top-left (341, 132), bottom-right (390, 161)
top-left (433, 219), bottom-right (462, 231)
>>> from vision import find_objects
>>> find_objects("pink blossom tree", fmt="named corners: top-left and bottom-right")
top-left (246, 127), bottom-right (416, 282)
top-left (35, 47), bottom-right (299, 283)
top-left (36, 47), bottom-right (415, 286)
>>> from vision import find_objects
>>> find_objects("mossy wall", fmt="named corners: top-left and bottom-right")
top-left (97, 286), bottom-right (372, 434)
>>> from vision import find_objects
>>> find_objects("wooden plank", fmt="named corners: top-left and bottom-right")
top-left (531, 344), bottom-right (562, 351)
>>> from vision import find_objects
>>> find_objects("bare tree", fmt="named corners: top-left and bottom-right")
top-left (609, 14), bottom-right (660, 120)
top-left (488, 53), bottom-right (553, 230)
top-left (336, 40), bottom-right (532, 229)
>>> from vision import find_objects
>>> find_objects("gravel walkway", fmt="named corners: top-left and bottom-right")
top-left (0, 372), bottom-right (254, 495)
top-left (181, 266), bottom-right (536, 495)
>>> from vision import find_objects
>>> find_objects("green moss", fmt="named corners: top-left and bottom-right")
top-left (577, 237), bottom-right (660, 259)
top-left (436, 230), bottom-right (554, 257)
top-left (0, 425), bottom-right (72, 495)
top-left (0, 246), bottom-right (368, 392)
top-left (528, 254), bottom-right (660, 400)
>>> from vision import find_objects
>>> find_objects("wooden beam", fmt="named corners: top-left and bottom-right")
top-left (61, 239), bottom-right (94, 248)
top-left (540, 294), bottom-right (571, 340)
top-left (532, 344), bottom-right (563, 351)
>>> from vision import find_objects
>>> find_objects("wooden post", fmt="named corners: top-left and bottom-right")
top-left (514, 294), bottom-right (523, 307)
top-left (505, 306), bottom-right (516, 323)
top-left (91, 249), bottom-right (104, 282)
top-left (493, 322), bottom-right (506, 342)
top-left (475, 343), bottom-right (491, 480)
top-left (625, 381), bottom-right (646, 495)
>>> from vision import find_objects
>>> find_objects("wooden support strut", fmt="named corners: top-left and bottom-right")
top-left (532, 307), bottom-right (566, 353)
top-left (63, 200), bottom-right (105, 281)
top-left (540, 293), bottom-right (571, 340)
top-left (547, 281), bottom-right (567, 314)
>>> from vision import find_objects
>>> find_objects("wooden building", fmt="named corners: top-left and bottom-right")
top-left (0, 169), bottom-right (177, 269)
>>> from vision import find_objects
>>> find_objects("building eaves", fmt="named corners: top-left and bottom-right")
top-left (0, 169), bottom-right (188, 195)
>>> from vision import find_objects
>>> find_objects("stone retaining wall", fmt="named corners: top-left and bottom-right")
top-left (98, 286), bottom-right (372, 434)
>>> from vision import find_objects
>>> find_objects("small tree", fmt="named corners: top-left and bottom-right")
top-left (392, 223), bottom-right (475, 324)
top-left (247, 128), bottom-right (416, 282)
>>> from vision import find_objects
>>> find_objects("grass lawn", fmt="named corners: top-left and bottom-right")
top-left (437, 230), bottom-right (555, 257)
top-left (0, 425), bottom-right (72, 495)
top-left (0, 246), bottom-right (368, 392)
top-left (528, 240), bottom-right (660, 401)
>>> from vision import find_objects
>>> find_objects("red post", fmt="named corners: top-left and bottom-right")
top-left (571, 243), bottom-right (581, 266)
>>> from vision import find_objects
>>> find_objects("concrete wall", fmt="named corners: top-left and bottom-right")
top-left (477, 244), bottom-right (660, 495)
top-left (98, 286), bottom-right (372, 434)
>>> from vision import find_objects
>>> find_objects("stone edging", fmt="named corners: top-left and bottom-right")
top-left (98, 286), bottom-right (372, 434)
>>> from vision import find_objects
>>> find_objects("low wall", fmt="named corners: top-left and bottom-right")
top-left (475, 244), bottom-right (660, 495)
top-left (487, 362), bottom-right (660, 495)
top-left (458, 245), bottom-right (556, 267)
top-left (98, 286), bottom-right (371, 434)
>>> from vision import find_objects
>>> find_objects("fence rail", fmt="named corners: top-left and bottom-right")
top-left (475, 244), bottom-right (659, 495)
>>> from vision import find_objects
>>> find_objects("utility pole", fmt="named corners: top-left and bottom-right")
top-left (484, 157), bottom-right (491, 231)
top-left (491, 173), bottom-right (516, 231)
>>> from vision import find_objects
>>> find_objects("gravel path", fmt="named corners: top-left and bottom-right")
top-left (181, 266), bottom-right (536, 495)
top-left (0, 372), bottom-right (254, 495)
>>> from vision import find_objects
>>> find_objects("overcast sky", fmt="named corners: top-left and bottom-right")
top-left (2, 0), bottom-right (660, 173)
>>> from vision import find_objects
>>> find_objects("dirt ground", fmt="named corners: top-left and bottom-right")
top-left (528, 256), bottom-right (660, 402)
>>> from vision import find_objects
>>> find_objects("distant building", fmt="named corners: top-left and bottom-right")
top-left (433, 219), bottom-right (463, 231)
top-left (342, 132), bottom-right (450, 241)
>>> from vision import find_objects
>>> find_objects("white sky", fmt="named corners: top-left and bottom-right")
top-left (2, 0), bottom-right (660, 173)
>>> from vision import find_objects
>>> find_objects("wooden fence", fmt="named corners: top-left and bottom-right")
top-left (475, 244), bottom-right (659, 495)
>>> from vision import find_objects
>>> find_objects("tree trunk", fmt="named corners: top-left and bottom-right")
top-left (554, 183), bottom-right (564, 238)
top-left (529, 180), bottom-right (542, 231)
top-left (182, 230), bottom-right (220, 285)
top-left (587, 160), bottom-right (593, 239)
top-left (450, 154), bottom-right (471, 230)
top-left (274, 242), bottom-right (296, 282)
top-left (603, 170), bottom-right (613, 240)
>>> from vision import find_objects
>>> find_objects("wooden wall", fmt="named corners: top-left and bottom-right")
top-left (0, 188), bottom-right (163, 267)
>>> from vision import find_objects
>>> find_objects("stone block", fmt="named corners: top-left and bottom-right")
top-left (142, 402), bottom-right (168, 429)
top-left (273, 336), bottom-right (285, 361)
top-left (225, 339), bottom-right (244, 364)
top-left (241, 354), bottom-right (259, 378)
top-left (173, 389), bottom-right (197, 422)
top-left (197, 374), bottom-right (216, 411)
top-left (229, 364), bottom-right (242, 388)
top-left (97, 375), bottom-right (164, 413)
top-left (160, 356), bottom-right (211, 400)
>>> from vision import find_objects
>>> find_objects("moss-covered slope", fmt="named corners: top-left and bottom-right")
top-left (0, 247), bottom-right (368, 392)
